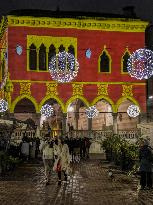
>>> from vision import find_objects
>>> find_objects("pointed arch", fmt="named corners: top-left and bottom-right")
top-left (68, 45), bottom-right (75, 56)
top-left (48, 44), bottom-right (56, 67)
top-left (98, 45), bottom-right (112, 73)
top-left (10, 95), bottom-right (39, 113)
top-left (91, 95), bottom-right (115, 112)
top-left (121, 47), bottom-right (131, 73)
top-left (58, 44), bottom-right (65, 52)
top-left (29, 43), bottom-right (37, 70)
top-left (39, 95), bottom-right (65, 113)
top-left (116, 96), bottom-right (141, 113)
top-left (39, 43), bottom-right (46, 71)
top-left (65, 96), bottom-right (89, 113)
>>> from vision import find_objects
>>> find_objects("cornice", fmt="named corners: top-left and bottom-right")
top-left (7, 15), bottom-right (148, 32)
top-left (11, 80), bottom-right (146, 86)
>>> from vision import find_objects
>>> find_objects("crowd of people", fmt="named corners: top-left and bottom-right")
top-left (39, 134), bottom-right (91, 185)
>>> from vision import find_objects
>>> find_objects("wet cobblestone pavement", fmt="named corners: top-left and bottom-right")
top-left (0, 159), bottom-right (153, 205)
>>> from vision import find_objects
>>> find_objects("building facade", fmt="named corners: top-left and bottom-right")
top-left (0, 10), bottom-right (148, 135)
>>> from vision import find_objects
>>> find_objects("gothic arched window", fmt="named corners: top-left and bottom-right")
top-left (68, 45), bottom-right (75, 56)
top-left (39, 44), bottom-right (46, 71)
top-left (48, 44), bottom-right (56, 67)
top-left (122, 51), bottom-right (130, 72)
top-left (100, 51), bottom-right (110, 72)
top-left (58, 45), bottom-right (65, 52)
top-left (29, 44), bottom-right (37, 70)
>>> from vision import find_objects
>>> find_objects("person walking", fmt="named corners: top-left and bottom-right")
top-left (139, 139), bottom-right (153, 190)
top-left (53, 137), bottom-right (71, 185)
top-left (39, 134), bottom-right (54, 185)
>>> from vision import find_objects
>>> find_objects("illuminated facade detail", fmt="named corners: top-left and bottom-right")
top-left (121, 47), bottom-right (131, 73)
top-left (72, 84), bottom-right (83, 96)
top-left (0, 12), bottom-right (148, 132)
top-left (98, 46), bottom-right (112, 73)
top-left (122, 85), bottom-right (133, 97)
top-left (20, 82), bottom-right (31, 96)
top-left (46, 83), bottom-right (58, 96)
top-left (97, 84), bottom-right (108, 96)
top-left (7, 16), bottom-right (148, 32)
top-left (27, 35), bottom-right (77, 71)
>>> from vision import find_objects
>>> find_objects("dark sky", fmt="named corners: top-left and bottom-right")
top-left (0, 0), bottom-right (153, 22)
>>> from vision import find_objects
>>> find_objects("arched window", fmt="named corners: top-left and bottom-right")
top-left (122, 51), bottom-right (130, 72)
top-left (39, 44), bottom-right (46, 71)
top-left (48, 44), bottom-right (56, 67)
top-left (100, 51), bottom-right (110, 72)
top-left (29, 44), bottom-right (37, 70)
top-left (68, 45), bottom-right (75, 56)
top-left (58, 45), bottom-right (65, 52)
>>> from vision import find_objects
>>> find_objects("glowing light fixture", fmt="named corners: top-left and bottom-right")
top-left (127, 48), bottom-right (153, 80)
top-left (49, 51), bottom-right (79, 83)
top-left (127, 105), bottom-right (140, 118)
top-left (40, 104), bottom-right (54, 118)
top-left (85, 106), bottom-right (99, 118)
top-left (0, 99), bottom-right (8, 113)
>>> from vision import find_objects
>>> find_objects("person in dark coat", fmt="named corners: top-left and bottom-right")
top-left (139, 139), bottom-right (153, 190)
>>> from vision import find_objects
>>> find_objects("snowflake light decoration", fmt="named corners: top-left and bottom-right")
top-left (0, 99), bottom-right (8, 113)
top-left (40, 104), bottom-right (54, 118)
top-left (49, 51), bottom-right (79, 83)
top-left (85, 106), bottom-right (99, 118)
top-left (127, 105), bottom-right (140, 118)
top-left (127, 48), bottom-right (153, 80)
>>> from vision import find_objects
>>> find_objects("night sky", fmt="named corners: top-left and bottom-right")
top-left (0, 0), bottom-right (153, 22)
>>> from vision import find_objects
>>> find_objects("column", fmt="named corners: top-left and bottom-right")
top-left (62, 113), bottom-right (67, 135)
top-left (112, 113), bottom-right (118, 135)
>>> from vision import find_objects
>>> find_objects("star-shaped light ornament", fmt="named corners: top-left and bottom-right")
top-left (0, 99), bottom-right (8, 113)
top-left (49, 51), bottom-right (79, 83)
top-left (127, 48), bottom-right (153, 80)
top-left (85, 106), bottom-right (99, 118)
top-left (40, 104), bottom-right (54, 118)
top-left (127, 105), bottom-right (140, 118)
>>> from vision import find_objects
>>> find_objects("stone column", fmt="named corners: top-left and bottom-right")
top-left (62, 113), bottom-right (67, 135)
top-left (112, 113), bottom-right (118, 135)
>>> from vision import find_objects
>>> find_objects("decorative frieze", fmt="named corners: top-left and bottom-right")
top-left (72, 84), bottom-right (83, 96)
top-left (122, 85), bottom-right (133, 97)
top-left (20, 82), bottom-right (31, 96)
top-left (46, 83), bottom-right (58, 96)
top-left (7, 16), bottom-right (148, 32)
top-left (97, 84), bottom-right (108, 96)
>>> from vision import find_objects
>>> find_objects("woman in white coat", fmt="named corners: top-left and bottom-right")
top-left (53, 138), bottom-right (71, 185)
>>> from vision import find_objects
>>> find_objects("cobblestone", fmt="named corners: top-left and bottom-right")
top-left (0, 159), bottom-right (153, 205)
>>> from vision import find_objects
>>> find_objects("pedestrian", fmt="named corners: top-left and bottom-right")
top-left (139, 139), bottom-right (153, 190)
top-left (39, 134), bottom-right (54, 185)
top-left (53, 137), bottom-right (71, 185)
top-left (20, 135), bottom-right (30, 161)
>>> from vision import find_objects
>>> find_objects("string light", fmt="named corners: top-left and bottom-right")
top-left (40, 104), bottom-right (54, 118)
top-left (127, 48), bottom-right (153, 80)
top-left (0, 99), bottom-right (8, 113)
top-left (127, 105), bottom-right (140, 118)
top-left (85, 106), bottom-right (99, 118)
top-left (49, 51), bottom-right (79, 83)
